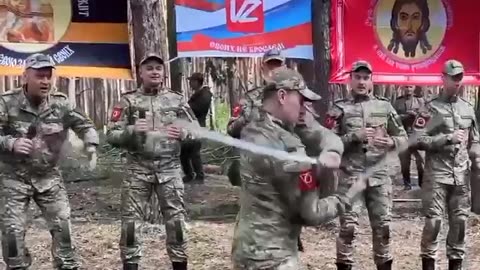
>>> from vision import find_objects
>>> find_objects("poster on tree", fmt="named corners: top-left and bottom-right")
top-left (330, 0), bottom-right (480, 85)
top-left (0, 0), bottom-right (131, 79)
top-left (175, 0), bottom-right (313, 59)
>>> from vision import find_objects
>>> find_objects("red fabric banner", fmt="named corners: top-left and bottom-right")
top-left (329, 0), bottom-right (480, 85)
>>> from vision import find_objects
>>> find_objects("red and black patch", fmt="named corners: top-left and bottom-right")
top-left (232, 104), bottom-right (242, 118)
top-left (324, 115), bottom-right (336, 129)
top-left (298, 170), bottom-right (317, 191)
top-left (414, 116), bottom-right (427, 128)
top-left (110, 106), bottom-right (123, 122)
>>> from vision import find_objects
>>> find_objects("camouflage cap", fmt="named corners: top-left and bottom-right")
top-left (24, 53), bottom-right (55, 69)
top-left (187, 72), bottom-right (204, 81)
top-left (262, 48), bottom-right (285, 63)
top-left (266, 67), bottom-right (321, 101)
top-left (351, 60), bottom-right (372, 73)
top-left (139, 53), bottom-right (164, 65)
top-left (443, 59), bottom-right (464, 76)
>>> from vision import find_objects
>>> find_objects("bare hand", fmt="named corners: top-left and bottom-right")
top-left (134, 119), bottom-right (149, 133)
top-left (166, 125), bottom-right (182, 140)
top-left (354, 128), bottom-right (375, 142)
top-left (13, 138), bottom-right (33, 155)
top-left (452, 129), bottom-right (466, 144)
top-left (317, 151), bottom-right (341, 169)
top-left (373, 136), bottom-right (395, 149)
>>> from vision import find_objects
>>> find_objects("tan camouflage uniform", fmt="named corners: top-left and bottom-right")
top-left (232, 68), bottom-right (354, 270)
top-left (327, 93), bottom-right (408, 266)
top-left (0, 88), bottom-right (98, 269)
top-left (412, 60), bottom-right (480, 267)
top-left (107, 87), bottom-right (198, 265)
top-left (393, 94), bottom-right (426, 187)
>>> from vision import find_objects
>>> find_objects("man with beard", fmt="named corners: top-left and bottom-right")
top-left (394, 85), bottom-right (425, 189)
top-left (412, 60), bottom-right (480, 270)
top-left (0, 53), bottom-right (99, 270)
top-left (107, 53), bottom-right (198, 270)
top-left (325, 61), bottom-right (408, 270)
top-left (232, 67), bottom-right (366, 270)
top-left (387, 0), bottom-right (432, 58)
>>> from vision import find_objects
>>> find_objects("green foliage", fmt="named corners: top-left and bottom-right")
top-left (208, 101), bottom-right (230, 133)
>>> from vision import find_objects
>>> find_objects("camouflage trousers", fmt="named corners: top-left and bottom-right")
top-left (119, 171), bottom-right (188, 264)
top-left (232, 256), bottom-right (302, 270)
top-left (0, 173), bottom-right (78, 269)
top-left (336, 180), bottom-right (393, 265)
top-left (420, 179), bottom-right (470, 260)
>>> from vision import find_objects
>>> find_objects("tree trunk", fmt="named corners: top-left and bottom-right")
top-left (312, 0), bottom-right (338, 198)
top-left (166, 0), bottom-right (182, 92)
top-left (129, 0), bottom-right (169, 87)
top-left (129, 0), bottom-right (169, 225)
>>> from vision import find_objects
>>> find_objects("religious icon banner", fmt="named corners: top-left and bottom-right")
top-left (330, 0), bottom-right (480, 85)
top-left (0, 0), bottom-right (131, 79)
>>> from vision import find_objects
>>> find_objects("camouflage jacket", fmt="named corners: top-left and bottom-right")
top-left (227, 85), bottom-right (263, 138)
top-left (412, 94), bottom-right (480, 185)
top-left (0, 88), bottom-right (98, 191)
top-left (106, 87), bottom-right (199, 182)
top-left (232, 110), bottom-right (351, 268)
top-left (326, 95), bottom-right (408, 186)
top-left (393, 95), bottom-right (426, 133)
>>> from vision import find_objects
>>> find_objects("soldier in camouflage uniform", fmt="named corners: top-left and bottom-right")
top-left (232, 67), bottom-right (367, 270)
top-left (0, 53), bottom-right (99, 270)
top-left (412, 60), bottom-right (480, 270)
top-left (107, 53), bottom-right (198, 270)
top-left (226, 48), bottom-right (285, 186)
top-left (393, 85), bottom-right (426, 189)
top-left (325, 61), bottom-right (408, 270)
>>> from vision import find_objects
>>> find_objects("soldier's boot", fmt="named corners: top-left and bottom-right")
top-left (335, 263), bottom-right (352, 270)
top-left (448, 259), bottom-right (463, 270)
top-left (123, 263), bottom-right (138, 270)
top-left (376, 260), bottom-right (393, 270)
top-left (422, 258), bottom-right (435, 270)
top-left (172, 261), bottom-right (188, 270)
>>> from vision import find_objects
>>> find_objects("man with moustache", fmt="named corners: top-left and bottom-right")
top-left (107, 53), bottom-right (199, 270)
top-left (325, 61), bottom-right (408, 270)
top-left (394, 85), bottom-right (426, 189)
top-left (0, 53), bottom-right (99, 270)
top-left (412, 60), bottom-right (480, 270)
top-left (387, 0), bottom-right (432, 58)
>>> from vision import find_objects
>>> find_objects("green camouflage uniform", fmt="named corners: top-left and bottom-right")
top-left (232, 68), bottom-right (353, 270)
top-left (393, 94), bottom-right (426, 186)
top-left (412, 61), bottom-right (480, 263)
top-left (327, 94), bottom-right (408, 266)
top-left (107, 87), bottom-right (198, 264)
top-left (0, 88), bottom-right (98, 269)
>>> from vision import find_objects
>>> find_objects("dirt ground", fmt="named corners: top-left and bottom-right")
top-left (2, 159), bottom-right (480, 270)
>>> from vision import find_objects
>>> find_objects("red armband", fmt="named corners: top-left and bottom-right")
top-left (110, 106), bottom-right (123, 122)
top-left (232, 104), bottom-right (242, 118)
top-left (324, 115), bottom-right (336, 129)
top-left (298, 170), bottom-right (318, 191)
